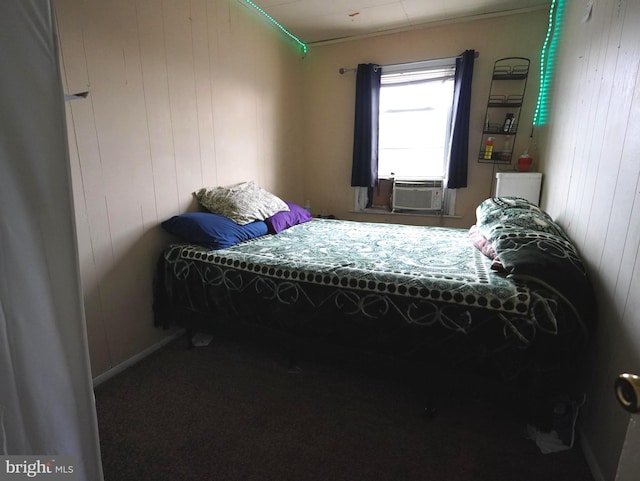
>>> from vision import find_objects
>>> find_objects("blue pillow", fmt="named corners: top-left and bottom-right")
top-left (161, 212), bottom-right (268, 249)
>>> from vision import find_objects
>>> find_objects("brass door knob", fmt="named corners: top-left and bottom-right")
top-left (615, 373), bottom-right (640, 413)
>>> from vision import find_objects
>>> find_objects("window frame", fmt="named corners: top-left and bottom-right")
top-left (377, 58), bottom-right (457, 182)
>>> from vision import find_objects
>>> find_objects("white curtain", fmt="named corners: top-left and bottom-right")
top-left (0, 1), bottom-right (103, 480)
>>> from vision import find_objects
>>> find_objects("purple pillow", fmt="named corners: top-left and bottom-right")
top-left (264, 202), bottom-right (313, 234)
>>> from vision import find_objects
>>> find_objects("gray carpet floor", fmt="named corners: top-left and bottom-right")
top-left (95, 331), bottom-right (595, 481)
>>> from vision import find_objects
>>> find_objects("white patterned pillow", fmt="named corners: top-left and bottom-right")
top-left (194, 181), bottom-right (289, 225)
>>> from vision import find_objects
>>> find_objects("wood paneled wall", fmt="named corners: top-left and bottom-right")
top-left (55, 0), bottom-right (305, 377)
top-left (536, 0), bottom-right (640, 479)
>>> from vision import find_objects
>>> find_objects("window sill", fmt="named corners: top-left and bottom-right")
top-left (349, 208), bottom-right (461, 219)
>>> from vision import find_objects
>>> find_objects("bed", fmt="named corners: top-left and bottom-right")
top-left (154, 190), bottom-right (595, 392)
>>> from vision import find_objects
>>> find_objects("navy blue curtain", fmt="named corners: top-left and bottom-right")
top-left (446, 49), bottom-right (475, 189)
top-left (350, 63), bottom-right (381, 187)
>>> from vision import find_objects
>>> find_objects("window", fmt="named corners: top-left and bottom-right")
top-left (352, 54), bottom-right (474, 215)
top-left (378, 59), bottom-right (456, 180)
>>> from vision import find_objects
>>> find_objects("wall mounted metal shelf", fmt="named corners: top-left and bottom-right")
top-left (478, 57), bottom-right (530, 164)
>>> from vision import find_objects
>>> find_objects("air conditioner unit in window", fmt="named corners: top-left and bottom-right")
top-left (392, 179), bottom-right (443, 212)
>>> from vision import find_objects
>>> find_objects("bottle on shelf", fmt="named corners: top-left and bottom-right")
top-left (484, 137), bottom-right (494, 160)
top-left (502, 113), bottom-right (515, 132)
top-left (501, 136), bottom-right (513, 161)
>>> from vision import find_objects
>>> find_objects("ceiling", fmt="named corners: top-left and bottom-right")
top-left (249, 0), bottom-right (552, 44)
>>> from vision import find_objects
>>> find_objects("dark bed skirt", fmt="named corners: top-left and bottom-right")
top-left (153, 249), bottom-right (587, 396)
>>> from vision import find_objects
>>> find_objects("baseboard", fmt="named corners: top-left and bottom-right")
top-left (92, 329), bottom-right (185, 388)
top-left (578, 427), bottom-right (606, 481)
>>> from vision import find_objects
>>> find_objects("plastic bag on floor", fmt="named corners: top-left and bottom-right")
top-left (526, 393), bottom-right (586, 454)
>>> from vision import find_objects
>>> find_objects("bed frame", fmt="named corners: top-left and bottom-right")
top-left (154, 201), bottom-right (594, 397)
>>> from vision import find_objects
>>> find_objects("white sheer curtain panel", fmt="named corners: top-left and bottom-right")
top-left (0, 1), bottom-right (103, 479)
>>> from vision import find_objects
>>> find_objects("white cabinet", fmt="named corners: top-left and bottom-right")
top-left (495, 172), bottom-right (542, 205)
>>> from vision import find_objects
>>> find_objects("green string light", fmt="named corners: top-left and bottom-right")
top-left (533, 0), bottom-right (565, 127)
top-left (243, 0), bottom-right (308, 55)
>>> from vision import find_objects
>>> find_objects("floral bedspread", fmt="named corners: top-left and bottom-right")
top-left (472, 197), bottom-right (596, 330)
top-left (154, 215), bottom-right (591, 384)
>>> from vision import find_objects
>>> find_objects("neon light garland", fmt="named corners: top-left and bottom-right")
top-left (243, 0), bottom-right (308, 55)
top-left (533, 0), bottom-right (565, 127)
